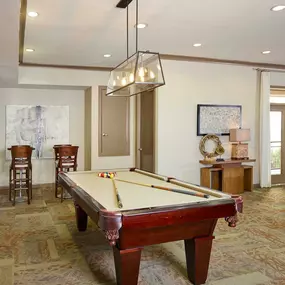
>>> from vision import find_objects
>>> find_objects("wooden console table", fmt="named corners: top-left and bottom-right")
top-left (199, 159), bottom-right (256, 194)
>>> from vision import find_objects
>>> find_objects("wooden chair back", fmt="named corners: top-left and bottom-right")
top-left (58, 146), bottom-right (79, 169)
top-left (10, 145), bottom-right (33, 167)
top-left (53, 144), bottom-right (72, 160)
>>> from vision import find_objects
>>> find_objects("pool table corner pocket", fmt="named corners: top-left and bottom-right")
top-left (99, 210), bottom-right (122, 246)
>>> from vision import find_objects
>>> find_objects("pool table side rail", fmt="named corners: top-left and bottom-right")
top-left (169, 178), bottom-right (227, 198)
top-left (133, 168), bottom-right (237, 200)
top-left (58, 171), bottom-right (106, 211)
top-left (120, 202), bottom-right (236, 229)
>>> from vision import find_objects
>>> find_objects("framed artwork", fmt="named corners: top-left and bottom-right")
top-left (197, 104), bottom-right (242, 136)
top-left (6, 105), bottom-right (69, 159)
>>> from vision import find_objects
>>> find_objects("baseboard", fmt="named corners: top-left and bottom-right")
top-left (253, 183), bottom-right (261, 189)
top-left (0, 186), bottom-right (8, 195)
top-left (0, 183), bottom-right (54, 195)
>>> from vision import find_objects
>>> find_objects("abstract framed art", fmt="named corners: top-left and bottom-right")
top-left (6, 105), bottom-right (69, 159)
top-left (197, 104), bottom-right (242, 136)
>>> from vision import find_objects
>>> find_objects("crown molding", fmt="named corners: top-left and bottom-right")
top-left (160, 54), bottom-right (285, 70)
top-left (19, 62), bottom-right (112, 72)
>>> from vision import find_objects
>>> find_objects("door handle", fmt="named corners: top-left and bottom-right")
top-left (102, 133), bottom-right (108, 137)
top-left (138, 148), bottom-right (142, 151)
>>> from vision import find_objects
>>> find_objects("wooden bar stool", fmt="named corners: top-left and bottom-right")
top-left (53, 144), bottom-right (72, 161)
top-left (8, 145), bottom-right (33, 206)
top-left (54, 145), bottom-right (79, 202)
top-left (53, 144), bottom-right (72, 198)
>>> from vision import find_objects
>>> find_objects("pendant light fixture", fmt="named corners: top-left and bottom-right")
top-left (106, 0), bottom-right (165, 97)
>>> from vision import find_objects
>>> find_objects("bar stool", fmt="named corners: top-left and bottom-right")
top-left (55, 145), bottom-right (79, 202)
top-left (53, 144), bottom-right (72, 198)
top-left (53, 144), bottom-right (72, 161)
top-left (8, 145), bottom-right (33, 206)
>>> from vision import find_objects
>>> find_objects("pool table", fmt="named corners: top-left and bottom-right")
top-left (58, 168), bottom-right (243, 285)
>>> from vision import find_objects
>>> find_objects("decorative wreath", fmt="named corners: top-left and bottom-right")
top-left (199, 134), bottom-right (225, 158)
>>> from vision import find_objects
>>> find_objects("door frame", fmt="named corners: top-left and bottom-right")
top-left (270, 103), bottom-right (285, 184)
top-left (135, 90), bottom-right (157, 172)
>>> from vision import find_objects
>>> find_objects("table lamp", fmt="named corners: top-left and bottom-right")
top-left (229, 128), bottom-right (250, 160)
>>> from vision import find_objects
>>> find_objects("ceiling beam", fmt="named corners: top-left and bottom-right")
top-left (19, 56), bottom-right (285, 73)
top-left (19, 62), bottom-right (113, 72)
top-left (116, 0), bottom-right (133, 9)
top-left (160, 54), bottom-right (285, 70)
top-left (19, 0), bottom-right (27, 64)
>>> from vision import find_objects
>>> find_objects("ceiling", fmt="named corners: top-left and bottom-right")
top-left (1, 0), bottom-right (285, 88)
top-left (23, 0), bottom-right (285, 67)
top-left (0, 0), bottom-right (19, 87)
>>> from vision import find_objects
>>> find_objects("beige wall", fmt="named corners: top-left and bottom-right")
top-left (156, 60), bottom-right (259, 185)
top-left (18, 66), bottom-right (136, 171)
top-left (16, 64), bottom-right (285, 186)
top-left (271, 72), bottom-right (285, 87)
top-left (0, 88), bottom-right (85, 186)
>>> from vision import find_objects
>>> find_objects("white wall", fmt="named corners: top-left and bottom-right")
top-left (0, 88), bottom-right (85, 186)
top-left (156, 60), bottom-right (259, 184)
top-left (18, 66), bottom-right (136, 171)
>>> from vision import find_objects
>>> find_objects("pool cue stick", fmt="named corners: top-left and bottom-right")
top-left (111, 178), bottom-right (123, 208)
top-left (115, 178), bottom-right (209, 198)
top-left (171, 180), bottom-right (222, 198)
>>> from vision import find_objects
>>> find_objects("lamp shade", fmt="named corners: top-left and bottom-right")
top-left (106, 51), bottom-right (165, 97)
top-left (229, 128), bottom-right (250, 142)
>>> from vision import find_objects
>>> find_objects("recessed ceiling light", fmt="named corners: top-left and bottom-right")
top-left (262, 50), bottom-right (271, 54)
top-left (193, 43), bottom-right (202, 47)
top-left (25, 48), bottom-right (35, 52)
top-left (135, 23), bottom-right (148, 29)
top-left (104, 54), bottom-right (111, 58)
top-left (271, 5), bottom-right (285, 11)
top-left (27, 11), bottom-right (39, 17)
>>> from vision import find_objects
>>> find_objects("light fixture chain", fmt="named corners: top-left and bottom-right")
top-left (127, 5), bottom-right (129, 58)
top-left (136, 0), bottom-right (138, 52)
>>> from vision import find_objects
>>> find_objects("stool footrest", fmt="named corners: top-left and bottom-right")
top-left (13, 187), bottom-right (29, 190)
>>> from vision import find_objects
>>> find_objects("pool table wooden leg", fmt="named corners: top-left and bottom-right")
top-left (74, 203), bottom-right (88, 231)
top-left (113, 246), bottom-right (142, 285)
top-left (184, 236), bottom-right (214, 285)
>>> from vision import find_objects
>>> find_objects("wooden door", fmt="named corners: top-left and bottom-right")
top-left (270, 104), bottom-right (285, 184)
top-left (136, 90), bottom-right (155, 172)
top-left (98, 86), bottom-right (130, 156)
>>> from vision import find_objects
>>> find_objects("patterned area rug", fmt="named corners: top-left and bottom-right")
top-left (0, 186), bottom-right (285, 285)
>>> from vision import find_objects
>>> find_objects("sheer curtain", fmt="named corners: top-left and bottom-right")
top-left (258, 71), bottom-right (271, 188)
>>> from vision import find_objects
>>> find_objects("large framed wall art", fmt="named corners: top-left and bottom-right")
top-left (6, 105), bottom-right (69, 159)
top-left (197, 104), bottom-right (242, 136)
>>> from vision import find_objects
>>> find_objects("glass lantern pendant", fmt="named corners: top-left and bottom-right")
top-left (106, 0), bottom-right (165, 97)
top-left (106, 51), bottom-right (165, 97)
